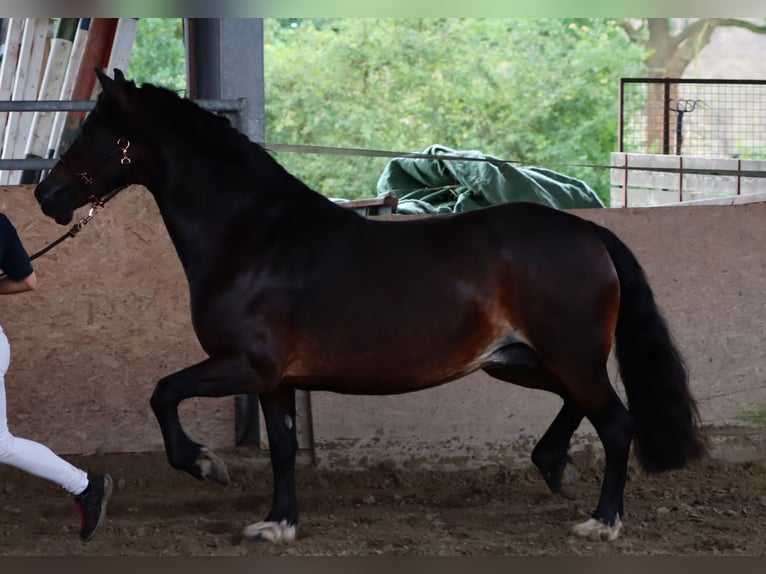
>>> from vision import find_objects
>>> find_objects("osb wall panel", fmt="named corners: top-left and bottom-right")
top-left (309, 203), bottom-right (766, 467)
top-left (0, 185), bottom-right (233, 454)
top-left (2, 183), bottom-right (765, 461)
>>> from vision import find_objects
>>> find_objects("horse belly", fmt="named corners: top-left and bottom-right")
top-left (280, 223), bottom-right (533, 393)
top-left (283, 311), bottom-right (524, 394)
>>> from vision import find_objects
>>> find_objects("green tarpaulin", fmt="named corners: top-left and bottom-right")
top-left (376, 144), bottom-right (604, 214)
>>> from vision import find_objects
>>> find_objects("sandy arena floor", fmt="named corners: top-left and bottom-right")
top-left (0, 435), bottom-right (765, 556)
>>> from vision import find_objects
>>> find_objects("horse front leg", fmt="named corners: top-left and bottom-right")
top-left (149, 355), bottom-right (274, 485)
top-left (241, 386), bottom-right (298, 543)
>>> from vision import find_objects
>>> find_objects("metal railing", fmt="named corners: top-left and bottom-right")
top-left (0, 98), bottom-right (245, 172)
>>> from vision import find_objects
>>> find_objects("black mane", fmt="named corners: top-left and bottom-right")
top-left (124, 80), bottom-right (319, 197)
top-left (138, 82), bottom-right (256, 161)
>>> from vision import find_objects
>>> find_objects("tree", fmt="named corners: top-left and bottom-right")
top-left (127, 18), bottom-right (186, 92)
top-left (264, 19), bottom-right (646, 204)
top-left (619, 18), bottom-right (766, 77)
top-left (128, 19), bottom-right (652, 204)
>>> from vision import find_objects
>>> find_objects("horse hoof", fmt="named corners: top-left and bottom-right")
top-left (242, 520), bottom-right (296, 543)
top-left (197, 449), bottom-right (231, 485)
top-left (571, 516), bottom-right (622, 542)
top-left (559, 463), bottom-right (578, 499)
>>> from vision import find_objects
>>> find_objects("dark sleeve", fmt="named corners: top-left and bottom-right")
top-left (0, 213), bottom-right (34, 280)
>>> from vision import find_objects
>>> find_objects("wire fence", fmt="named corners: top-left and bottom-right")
top-left (619, 78), bottom-right (766, 159)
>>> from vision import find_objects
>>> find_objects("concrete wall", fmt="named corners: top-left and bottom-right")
top-left (1, 185), bottom-right (765, 466)
top-left (610, 153), bottom-right (766, 208)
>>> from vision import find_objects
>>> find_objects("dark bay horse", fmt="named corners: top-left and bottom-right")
top-left (34, 69), bottom-right (705, 543)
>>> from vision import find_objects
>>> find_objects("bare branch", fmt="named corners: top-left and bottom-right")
top-left (674, 18), bottom-right (766, 49)
top-left (618, 19), bottom-right (643, 44)
top-left (670, 24), bottom-right (716, 75)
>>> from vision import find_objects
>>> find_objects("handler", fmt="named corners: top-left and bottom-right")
top-left (0, 212), bottom-right (112, 542)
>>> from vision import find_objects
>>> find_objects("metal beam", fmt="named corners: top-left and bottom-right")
top-left (185, 18), bottom-right (277, 450)
top-left (185, 18), bottom-right (264, 143)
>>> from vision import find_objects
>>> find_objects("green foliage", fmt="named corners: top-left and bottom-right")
top-left (128, 19), bottom-right (647, 203)
top-left (739, 405), bottom-right (766, 427)
top-left (264, 18), bottom-right (647, 202)
top-left (127, 18), bottom-right (186, 92)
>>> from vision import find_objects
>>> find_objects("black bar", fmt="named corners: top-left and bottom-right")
top-left (621, 77), bottom-right (766, 85)
top-left (662, 79), bottom-right (671, 155)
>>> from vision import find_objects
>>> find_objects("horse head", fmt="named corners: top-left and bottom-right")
top-left (34, 68), bottom-right (141, 225)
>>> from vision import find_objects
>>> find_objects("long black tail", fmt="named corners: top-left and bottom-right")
top-left (590, 222), bottom-right (706, 472)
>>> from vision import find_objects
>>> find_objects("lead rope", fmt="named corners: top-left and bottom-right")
top-left (28, 195), bottom-right (109, 261)
top-left (0, 194), bottom-right (114, 280)
top-left (0, 137), bottom-right (131, 279)
top-left (31, 182), bottom-right (126, 262)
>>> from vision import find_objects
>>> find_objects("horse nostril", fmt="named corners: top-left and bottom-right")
top-left (33, 181), bottom-right (52, 204)
top-left (34, 180), bottom-right (63, 206)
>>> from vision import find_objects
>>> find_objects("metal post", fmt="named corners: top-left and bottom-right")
top-left (618, 78), bottom-right (624, 153)
top-left (185, 18), bottom-right (299, 452)
top-left (736, 159), bottom-right (742, 196)
top-left (662, 78), bottom-right (671, 155)
top-left (185, 18), bottom-right (264, 143)
top-left (678, 155), bottom-right (684, 202)
top-left (622, 153), bottom-right (629, 207)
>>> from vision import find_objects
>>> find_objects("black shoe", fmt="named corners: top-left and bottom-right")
top-left (73, 472), bottom-right (113, 542)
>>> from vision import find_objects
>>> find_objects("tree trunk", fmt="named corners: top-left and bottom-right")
top-left (639, 19), bottom-right (718, 154)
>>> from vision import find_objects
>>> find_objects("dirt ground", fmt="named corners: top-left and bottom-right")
top-left (1, 432), bottom-right (765, 557)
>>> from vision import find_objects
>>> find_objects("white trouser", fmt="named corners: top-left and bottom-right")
top-left (0, 325), bottom-right (88, 495)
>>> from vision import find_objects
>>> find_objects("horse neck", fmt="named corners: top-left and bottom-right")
top-left (144, 145), bottom-right (340, 277)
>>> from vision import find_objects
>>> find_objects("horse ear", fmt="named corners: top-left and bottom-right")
top-left (95, 67), bottom-right (130, 108)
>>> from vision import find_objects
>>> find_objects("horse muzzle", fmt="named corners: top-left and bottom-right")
top-left (34, 182), bottom-right (76, 225)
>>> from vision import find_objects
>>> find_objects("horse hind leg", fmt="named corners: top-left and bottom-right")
top-left (241, 385), bottom-right (299, 543)
top-left (485, 344), bottom-right (632, 541)
top-left (483, 345), bottom-right (582, 498)
top-left (569, 380), bottom-right (632, 542)
top-left (531, 399), bottom-right (583, 499)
